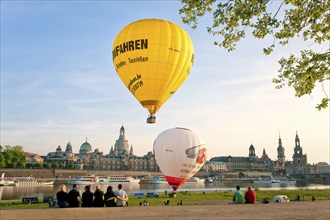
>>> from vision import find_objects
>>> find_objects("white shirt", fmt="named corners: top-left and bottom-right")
top-left (115, 189), bottom-right (127, 206)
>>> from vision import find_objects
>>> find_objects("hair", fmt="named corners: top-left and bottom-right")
top-left (107, 185), bottom-right (113, 193)
top-left (118, 184), bottom-right (122, 190)
top-left (59, 184), bottom-right (66, 192)
top-left (247, 186), bottom-right (252, 190)
top-left (236, 185), bottom-right (240, 190)
top-left (73, 184), bottom-right (78, 189)
top-left (95, 185), bottom-right (101, 190)
top-left (84, 185), bottom-right (90, 190)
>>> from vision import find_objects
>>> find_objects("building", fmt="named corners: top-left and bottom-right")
top-left (209, 144), bottom-right (274, 172)
top-left (45, 125), bottom-right (159, 172)
top-left (286, 132), bottom-right (316, 175)
top-left (42, 128), bottom-right (329, 176)
top-left (91, 126), bottom-right (159, 171)
top-left (46, 142), bottom-right (78, 166)
top-left (274, 134), bottom-right (286, 173)
top-left (24, 152), bottom-right (44, 164)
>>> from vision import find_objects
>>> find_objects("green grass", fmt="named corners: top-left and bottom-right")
top-left (1, 189), bottom-right (329, 209)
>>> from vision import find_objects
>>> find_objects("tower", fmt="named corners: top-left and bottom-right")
top-left (292, 131), bottom-right (307, 166)
top-left (65, 142), bottom-right (73, 154)
top-left (114, 125), bottom-right (129, 156)
top-left (277, 134), bottom-right (285, 165)
top-left (249, 144), bottom-right (256, 161)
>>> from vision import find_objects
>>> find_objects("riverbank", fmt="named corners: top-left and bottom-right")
top-left (1, 189), bottom-right (329, 208)
top-left (1, 200), bottom-right (329, 220)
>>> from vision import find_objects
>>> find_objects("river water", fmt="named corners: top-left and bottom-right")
top-left (1, 181), bottom-right (329, 201)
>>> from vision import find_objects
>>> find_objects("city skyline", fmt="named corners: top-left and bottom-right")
top-left (1, 1), bottom-right (329, 164)
top-left (18, 127), bottom-right (324, 165)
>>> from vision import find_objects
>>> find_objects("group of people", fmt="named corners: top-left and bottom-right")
top-left (232, 185), bottom-right (256, 204)
top-left (56, 183), bottom-right (128, 208)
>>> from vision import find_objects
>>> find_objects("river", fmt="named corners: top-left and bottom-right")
top-left (0, 181), bottom-right (329, 201)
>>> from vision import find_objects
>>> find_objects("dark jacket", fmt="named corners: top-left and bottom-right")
top-left (93, 189), bottom-right (104, 207)
top-left (68, 189), bottom-right (81, 207)
top-left (56, 191), bottom-right (69, 208)
top-left (104, 190), bottom-right (117, 207)
top-left (81, 190), bottom-right (94, 207)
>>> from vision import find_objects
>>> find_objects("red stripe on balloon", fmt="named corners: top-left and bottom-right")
top-left (165, 176), bottom-right (187, 191)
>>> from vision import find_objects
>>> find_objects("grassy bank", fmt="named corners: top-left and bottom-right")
top-left (1, 189), bottom-right (329, 209)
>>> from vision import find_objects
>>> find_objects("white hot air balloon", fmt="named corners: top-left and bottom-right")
top-left (153, 127), bottom-right (207, 191)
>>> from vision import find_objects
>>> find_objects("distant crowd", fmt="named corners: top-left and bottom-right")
top-left (55, 183), bottom-right (128, 208)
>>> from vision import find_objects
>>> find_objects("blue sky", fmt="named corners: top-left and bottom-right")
top-left (1, 1), bottom-right (329, 164)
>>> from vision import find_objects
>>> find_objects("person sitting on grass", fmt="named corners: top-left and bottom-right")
top-left (244, 186), bottom-right (256, 204)
top-left (56, 184), bottom-right (69, 208)
top-left (68, 184), bottom-right (81, 207)
top-left (81, 185), bottom-right (93, 207)
top-left (233, 185), bottom-right (244, 204)
top-left (115, 184), bottom-right (128, 207)
top-left (104, 185), bottom-right (117, 207)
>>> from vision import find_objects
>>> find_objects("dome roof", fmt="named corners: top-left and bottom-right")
top-left (80, 139), bottom-right (92, 154)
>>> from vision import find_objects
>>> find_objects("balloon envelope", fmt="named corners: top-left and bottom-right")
top-left (112, 18), bottom-right (194, 123)
top-left (153, 128), bottom-right (207, 191)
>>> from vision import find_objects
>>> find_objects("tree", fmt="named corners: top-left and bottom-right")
top-left (2, 145), bottom-right (26, 168)
top-left (67, 164), bottom-right (74, 169)
top-left (180, 0), bottom-right (329, 110)
top-left (43, 163), bottom-right (51, 169)
top-left (51, 163), bottom-right (59, 169)
top-left (33, 163), bottom-right (43, 169)
top-left (0, 153), bottom-right (6, 168)
top-left (26, 163), bottom-right (33, 169)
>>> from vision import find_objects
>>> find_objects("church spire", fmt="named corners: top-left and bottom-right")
top-left (277, 132), bottom-right (285, 165)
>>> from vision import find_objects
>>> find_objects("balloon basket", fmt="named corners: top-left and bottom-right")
top-left (147, 115), bottom-right (156, 123)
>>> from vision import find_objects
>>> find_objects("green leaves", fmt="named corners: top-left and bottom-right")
top-left (276, 50), bottom-right (330, 110)
top-left (0, 145), bottom-right (26, 168)
top-left (180, 0), bottom-right (330, 109)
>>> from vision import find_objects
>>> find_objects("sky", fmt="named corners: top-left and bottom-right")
top-left (1, 1), bottom-right (329, 164)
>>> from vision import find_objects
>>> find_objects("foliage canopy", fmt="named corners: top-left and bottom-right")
top-left (180, 0), bottom-right (330, 110)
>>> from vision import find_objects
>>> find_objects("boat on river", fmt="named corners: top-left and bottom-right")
top-left (106, 176), bottom-right (140, 184)
top-left (72, 175), bottom-right (139, 185)
top-left (253, 177), bottom-right (296, 184)
top-left (0, 173), bottom-right (16, 186)
top-left (148, 176), bottom-right (204, 184)
top-left (205, 177), bottom-right (214, 183)
top-left (71, 176), bottom-right (97, 185)
top-left (186, 177), bottom-right (205, 183)
top-left (13, 177), bottom-right (54, 185)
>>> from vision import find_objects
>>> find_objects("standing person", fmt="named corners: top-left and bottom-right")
top-left (232, 185), bottom-right (244, 204)
top-left (56, 184), bottom-right (69, 208)
top-left (244, 186), bottom-right (256, 204)
top-left (114, 184), bottom-right (128, 207)
top-left (104, 185), bottom-right (117, 207)
top-left (81, 185), bottom-right (93, 207)
top-left (93, 185), bottom-right (104, 207)
top-left (68, 184), bottom-right (81, 207)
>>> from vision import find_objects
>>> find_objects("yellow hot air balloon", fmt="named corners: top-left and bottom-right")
top-left (112, 18), bottom-right (194, 123)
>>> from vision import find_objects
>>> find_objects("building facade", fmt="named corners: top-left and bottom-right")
top-left (209, 144), bottom-right (274, 172)
top-left (45, 125), bottom-right (159, 172)
top-left (24, 152), bottom-right (44, 164)
top-left (42, 129), bottom-right (329, 175)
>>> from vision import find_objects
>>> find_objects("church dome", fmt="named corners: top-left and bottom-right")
top-left (80, 139), bottom-right (92, 154)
